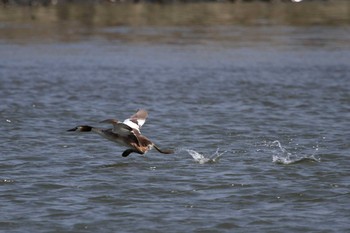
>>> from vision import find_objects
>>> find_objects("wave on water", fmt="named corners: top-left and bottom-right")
top-left (271, 140), bottom-right (321, 165)
top-left (179, 148), bottom-right (226, 164)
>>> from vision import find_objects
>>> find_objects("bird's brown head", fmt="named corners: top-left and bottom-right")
top-left (67, 125), bottom-right (92, 132)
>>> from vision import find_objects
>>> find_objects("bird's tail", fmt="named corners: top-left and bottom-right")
top-left (153, 144), bottom-right (174, 154)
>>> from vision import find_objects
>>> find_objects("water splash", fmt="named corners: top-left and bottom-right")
top-left (179, 148), bottom-right (225, 164)
top-left (271, 140), bottom-right (320, 165)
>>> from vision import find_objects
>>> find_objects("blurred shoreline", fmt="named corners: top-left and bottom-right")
top-left (1, 1), bottom-right (349, 43)
top-left (0, 0), bottom-right (341, 6)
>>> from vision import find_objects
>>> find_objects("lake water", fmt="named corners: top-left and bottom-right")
top-left (1, 2), bottom-right (350, 233)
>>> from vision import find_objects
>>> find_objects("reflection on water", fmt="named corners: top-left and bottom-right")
top-left (0, 2), bottom-right (349, 42)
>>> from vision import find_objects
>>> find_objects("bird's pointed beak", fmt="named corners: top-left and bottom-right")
top-left (67, 127), bottom-right (78, 132)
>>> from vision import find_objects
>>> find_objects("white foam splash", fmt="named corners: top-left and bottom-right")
top-left (180, 148), bottom-right (225, 164)
top-left (271, 140), bottom-right (320, 165)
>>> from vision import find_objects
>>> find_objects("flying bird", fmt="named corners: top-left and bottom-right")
top-left (67, 109), bottom-right (174, 157)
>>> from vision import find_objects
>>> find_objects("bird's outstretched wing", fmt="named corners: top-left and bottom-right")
top-left (100, 119), bottom-right (133, 136)
top-left (100, 118), bottom-right (141, 146)
top-left (122, 109), bottom-right (148, 132)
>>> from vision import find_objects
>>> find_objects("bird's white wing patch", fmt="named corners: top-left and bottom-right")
top-left (123, 119), bottom-right (140, 131)
top-left (137, 118), bottom-right (146, 128)
top-left (123, 109), bottom-right (148, 131)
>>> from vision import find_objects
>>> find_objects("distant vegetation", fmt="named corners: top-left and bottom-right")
top-left (0, 0), bottom-right (332, 6)
top-left (1, 0), bottom-right (348, 43)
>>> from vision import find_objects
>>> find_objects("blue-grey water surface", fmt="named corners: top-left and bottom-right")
top-left (1, 22), bottom-right (350, 232)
